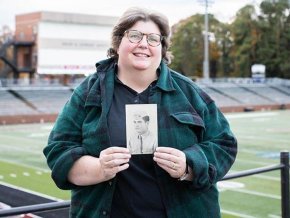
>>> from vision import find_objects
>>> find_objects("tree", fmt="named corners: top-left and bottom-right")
top-left (170, 14), bottom-right (224, 78)
top-left (170, 15), bottom-right (204, 77)
top-left (230, 5), bottom-right (260, 77)
top-left (257, 0), bottom-right (290, 78)
top-left (169, 0), bottom-right (290, 79)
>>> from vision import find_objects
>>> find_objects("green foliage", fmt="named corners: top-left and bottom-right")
top-left (169, 0), bottom-right (290, 78)
top-left (230, 5), bottom-right (259, 77)
top-left (170, 14), bottom-right (205, 77)
top-left (173, 14), bottom-right (231, 78)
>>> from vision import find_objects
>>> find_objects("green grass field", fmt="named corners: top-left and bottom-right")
top-left (219, 110), bottom-right (290, 218)
top-left (0, 110), bottom-right (289, 217)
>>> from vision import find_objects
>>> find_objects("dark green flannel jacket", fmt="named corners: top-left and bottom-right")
top-left (43, 58), bottom-right (237, 218)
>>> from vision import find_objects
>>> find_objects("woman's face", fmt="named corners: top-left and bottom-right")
top-left (117, 20), bottom-right (162, 72)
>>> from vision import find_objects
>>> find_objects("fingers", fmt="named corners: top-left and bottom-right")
top-left (154, 150), bottom-right (178, 163)
top-left (100, 147), bottom-right (130, 162)
top-left (101, 147), bottom-right (131, 156)
top-left (99, 147), bottom-right (131, 180)
top-left (101, 152), bottom-right (131, 164)
top-left (103, 156), bottom-right (131, 168)
top-left (154, 156), bottom-right (182, 177)
top-left (153, 147), bottom-right (186, 178)
top-left (102, 162), bottom-right (130, 179)
top-left (154, 146), bottom-right (177, 154)
top-left (153, 154), bottom-right (179, 169)
top-left (156, 162), bottom-right (180, 175)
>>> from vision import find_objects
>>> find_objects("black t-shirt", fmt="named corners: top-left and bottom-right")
top-left (108, 75), bottom-right (166, 218)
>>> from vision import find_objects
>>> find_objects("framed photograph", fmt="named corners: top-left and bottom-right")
top-left (126, 104), bottom-right (158, 155)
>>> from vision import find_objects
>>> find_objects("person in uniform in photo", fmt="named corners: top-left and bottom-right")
top-left (128, 111), bottom-right (157, 154)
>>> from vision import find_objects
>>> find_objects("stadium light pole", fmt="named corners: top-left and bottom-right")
top-left (198, 0), bottom-right (213, 80)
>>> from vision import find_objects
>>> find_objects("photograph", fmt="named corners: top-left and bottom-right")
top-left (126, 104), bottom-right (158, 155)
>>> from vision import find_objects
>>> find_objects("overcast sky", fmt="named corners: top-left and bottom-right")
top-left (0, 0), bottom-right (262, 30)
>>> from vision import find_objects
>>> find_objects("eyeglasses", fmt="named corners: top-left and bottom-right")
top-left (124, 30), bottom-right (163, 47)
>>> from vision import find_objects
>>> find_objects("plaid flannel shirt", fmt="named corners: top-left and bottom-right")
top-left (43, 58), bottom-right (237, 218)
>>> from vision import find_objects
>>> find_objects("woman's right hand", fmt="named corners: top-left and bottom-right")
top-left (68, 147), bottom-right (131, 186)
top-left (99, 147), bottom-right (131, 181)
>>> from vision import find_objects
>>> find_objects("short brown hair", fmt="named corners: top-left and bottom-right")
top-left (107, 7), bottom-right (172, 64)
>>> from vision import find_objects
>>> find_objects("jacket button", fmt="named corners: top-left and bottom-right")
top-left (102, 210), bottom-right (107, 215)
top-left (109, 181), bottom-right (112, 186)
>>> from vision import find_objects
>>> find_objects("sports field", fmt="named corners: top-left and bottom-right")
top-left (0, 110), bottom-right (289, 217)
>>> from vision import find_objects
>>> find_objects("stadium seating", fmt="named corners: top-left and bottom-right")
top-left (16, 89), bottom-right (72, 114)
top-left (198, 78), bottom-right (290, 109)
top-left (0, 78), bottom-right (290, 121)
top-left (0, 89), bottom-right (37, 115)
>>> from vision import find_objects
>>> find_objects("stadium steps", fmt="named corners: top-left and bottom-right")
top-left (205, 86), bottom-right (243, 104)
top-left (269, 85), bottom-right (290, 96)
top-left (0, 184), bottom-right (68, 218)
top-left (7, 90), bottom-right (39, 111)
top-left (237, 85), bottom-right (276, 104)
top-left (0, 90), bottom-right (37, 115)
top-left (15, 89), bottom-right (72, 114)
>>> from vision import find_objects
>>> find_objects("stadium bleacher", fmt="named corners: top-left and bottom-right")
top-left (0, 89), bottom-right (37, 116)
top-left (199, 78), bottom-right (290, 110)
top-left (199, 85), bottom-right (242, 107)
top-left (16, 89), bottom-right (73, 114)
top-left (206, 83), bottom-right (274, 106)
top-left (242, 84), bottom-right (290, 104)
top-left (0, 77), bottom-right (290, 124)
top-left (0, 88), bottom-right (72, 115)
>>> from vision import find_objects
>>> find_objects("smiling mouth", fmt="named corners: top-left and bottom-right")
top-left (133, 53), bottom-right (150, 58)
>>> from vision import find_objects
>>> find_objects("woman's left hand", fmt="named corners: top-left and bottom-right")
top-left (153, 147), bottom-right (187, 178)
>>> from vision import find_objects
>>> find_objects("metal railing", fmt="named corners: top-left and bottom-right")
top-left (0, 151), bottom-right (289, 218)
top-left (223, 151), bottom-right (289, 218)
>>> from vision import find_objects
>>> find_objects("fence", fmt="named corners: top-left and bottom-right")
top-left (0, 151), bottom-right (289, 218)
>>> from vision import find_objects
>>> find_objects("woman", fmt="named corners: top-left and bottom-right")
top-left (43, 7), bottom-right (237, 218)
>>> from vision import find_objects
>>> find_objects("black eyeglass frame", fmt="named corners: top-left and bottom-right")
top-left (123, 30), bottom-right (164, 47)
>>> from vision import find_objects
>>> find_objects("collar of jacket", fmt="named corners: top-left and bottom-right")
top-left (156, 61), bottom-right (176, 92)
top-left (83, 58), bottom-right (114, 111)
top-left (85, 58), bottom-right (175, 108)
top-left (95, 58), bottom-right (176, 93)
